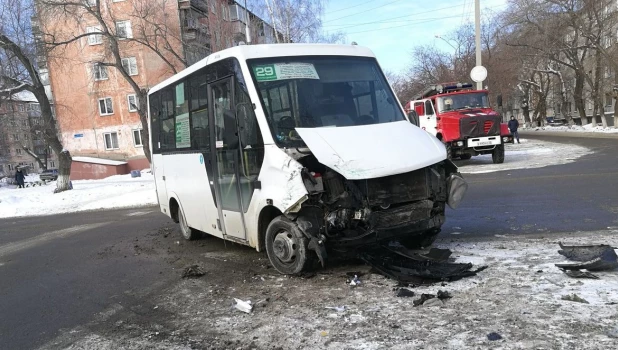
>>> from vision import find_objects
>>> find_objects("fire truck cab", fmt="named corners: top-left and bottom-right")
top-left (405, 83), bottom-right (508, 164)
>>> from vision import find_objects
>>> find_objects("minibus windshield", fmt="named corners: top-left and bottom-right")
top-left (249, 56), bottom-right (405, 147)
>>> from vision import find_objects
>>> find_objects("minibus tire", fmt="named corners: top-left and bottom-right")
top-left (178, 206), bottom-right (199, 240)
top-left (459, 153), bottom-right (472, 160)
top-left (265, 216), bottom-right (312, 275)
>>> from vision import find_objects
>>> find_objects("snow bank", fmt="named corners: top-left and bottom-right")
top-left (457, 138), bottom-right (589, 174)
top-left (72, 156), bottom-right (127, 166)
top-left (524, 123), bottom-right (618, 134)
top-left (0, 172), bottom-right (156, 218)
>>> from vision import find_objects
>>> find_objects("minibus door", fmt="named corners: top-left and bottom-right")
top-left (207, 77), bottom-right (247, 242)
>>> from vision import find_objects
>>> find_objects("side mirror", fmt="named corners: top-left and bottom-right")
top-left (408, 111), bottom-right (419, 126)
top-left (223, 110), bottom-right (239, 149)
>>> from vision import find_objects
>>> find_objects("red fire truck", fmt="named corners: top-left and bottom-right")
top-left (405, 83), bottom-right (513, 163)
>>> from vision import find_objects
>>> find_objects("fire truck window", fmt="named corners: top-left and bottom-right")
top-left (425, 100), bottom-right (434, 115)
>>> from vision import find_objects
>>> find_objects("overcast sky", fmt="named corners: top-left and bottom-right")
top-left (322, 0), bottom-right (509, 74)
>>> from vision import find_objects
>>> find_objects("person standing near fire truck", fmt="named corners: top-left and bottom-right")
top-left (508, 115), bottom-right (520, 143)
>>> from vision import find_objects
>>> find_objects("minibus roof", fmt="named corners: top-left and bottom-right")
top-left (149, 43), bottom-right (377, 95)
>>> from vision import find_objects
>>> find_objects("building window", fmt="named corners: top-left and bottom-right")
top-left (127, 94), bottom-right (138, 112)
top-left (132, 129), bottom-right (142, 147)
top-left (13, 134), bottom-right (19, 141)
top-left (15, 149), bottom-right (22, 155)
top-left (86, 26), bottom-right (103, 45)
top-left (121, 57), bottom-right (138, 76)
top-left (115, 21), bottom-right (133, 39)
top-left (50, 161), bottom-right (56, 168)
top-left (93, 63), bottom-right (108, 80)
top-left (84, 0), bottom-right (96, 6)
top-left (606, 94), bottom-right (613, 107)
top-left (103, 132), bottom-right (119, 150)
top-left (18, 104), bottom-right (24, 112)
top-left (98, 97), bottom-right (114, 115)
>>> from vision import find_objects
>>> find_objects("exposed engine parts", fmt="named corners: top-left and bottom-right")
top-left (290, 156), bottom-right (467, 264)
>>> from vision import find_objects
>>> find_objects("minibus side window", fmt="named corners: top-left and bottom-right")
top-left (189, 73), bottom-right (210, 150)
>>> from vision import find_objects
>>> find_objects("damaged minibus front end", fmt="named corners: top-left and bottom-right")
top-left (263, 121), bottom-right (468, 275)
top-left (249, 54), bottom-right (467, 275)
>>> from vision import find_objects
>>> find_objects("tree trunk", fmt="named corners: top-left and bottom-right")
top-left (574, 73), bottom-right (586, 125)
top-left (54, 149), bottom-right (72, 193)
top-left (593, 50), bottom-right (608, 127)
top-left (138, 89), bottom-right (152, 164)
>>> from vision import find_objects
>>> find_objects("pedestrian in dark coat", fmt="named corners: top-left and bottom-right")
top-left (508, 116), bottom-right (520, 143)
top-left (15, 168), bottom-right (25, 188)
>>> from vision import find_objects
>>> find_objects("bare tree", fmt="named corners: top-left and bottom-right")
top-left (38, 0), bottom-right (191, 163)
top-left (254, 0), bottom-right (344, 44)
top-left (0, 0), bottom-right (71, 192)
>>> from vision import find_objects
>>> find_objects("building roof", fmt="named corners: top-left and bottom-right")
top-left (149, 43), bottom-right (376, 94)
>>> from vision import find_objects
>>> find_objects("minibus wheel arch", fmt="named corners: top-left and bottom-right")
top-left (258, 206), bottom-right (283, 252)
top-left (169, 198), bottom-right (180, 223)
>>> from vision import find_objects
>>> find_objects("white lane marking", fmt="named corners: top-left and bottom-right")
top-left (0, 223), bottom-right (109, 258)
top-left (125, 211), bottom-right (153, 217)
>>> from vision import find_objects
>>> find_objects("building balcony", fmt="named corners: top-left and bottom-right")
top-left (178, 0), bottom-right (208, 13)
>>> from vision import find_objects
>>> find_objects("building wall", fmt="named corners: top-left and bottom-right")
top-left (0, 100), bottom-right (59, 177)
top-left (71, 161), bottom-right (128, 180)
top-left (41, 0), bottom-right (185, 161)
top-left (41, 0), bottom-right (279, 163)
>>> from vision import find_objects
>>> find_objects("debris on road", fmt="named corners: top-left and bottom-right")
top-left (437, 290), bottom-right (453, 300)
top-left (555, 243), bottom-right (618, 271)
top-left (233, 299), bottom-right (253, 313)
top-left (562, 270), bottom-right (599, 279)
top-left (181, 264), bottom-right (205, 278)
top-left (413, 293), bottom-right (436, 306)
top-left (487, 332), bottom-right (503, 341)
top-left (325, 306), bottom-right (346, 312)
top-left (607, 326), bottom-right (618, 338)
top-left (361, 245), bottom-right (487, 284)
top-left (348, 274), bottom-right (361, 286)
top-left (395, 289), bottom-right (415, 298)
top-left (561, 293), bottom-right (589, 304)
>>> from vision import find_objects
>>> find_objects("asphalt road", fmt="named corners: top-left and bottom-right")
top-left (0, 134), bottom-right (617, 349)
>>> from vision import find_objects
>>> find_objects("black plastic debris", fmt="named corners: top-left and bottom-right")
top-left (555, 243), bottom-right (618, 271)
top-left (487, 332), bottom-right (502, 341)
top-left (413, 293), bottom-right (436, 306)
top-left (386, 242), bottom-right (452, 262)
top-left (361, 248), bottom-right (487, 284)
top-left (396, 289), bottom-right (415, 298)
top-left (563, 270), bottom-right (600, 279)
top-left (437, 290), bottom-right (452, 300)
top-left (181, 264), bottom-right (205, 278)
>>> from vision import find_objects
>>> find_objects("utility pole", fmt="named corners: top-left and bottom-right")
top-left (245, 0), bottom-right (252, 44)
top-left (474, 0), bottom-right (482, 90)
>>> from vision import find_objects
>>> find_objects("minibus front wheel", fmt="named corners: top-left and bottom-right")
top-left (265, 216), bottom-right (314, 275)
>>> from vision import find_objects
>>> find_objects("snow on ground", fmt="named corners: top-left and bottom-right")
top-left (0, 171), bottom-right (156, 218)
top-left (41, 230), bottom-right (618, 349)
top-left (524, 123), bottom-right (618, 134)
top-left (457, 138), bottom-right (590, 174)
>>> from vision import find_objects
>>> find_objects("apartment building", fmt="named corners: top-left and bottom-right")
top-left (0, 92), bottom-right (58, 177)
top-left (40, 0), bottom-right (276, 169)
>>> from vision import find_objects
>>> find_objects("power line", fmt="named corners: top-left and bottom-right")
top-left (343, 3), bottom-right (508, 35)
top-left (323, 0), bottom-right (405, 23)
top-left (345, 14), bottom-right (465, 35)
top-left (322, 3), bottom-right (464, 29)
top-left (327, 0), bottom-right (376, 14)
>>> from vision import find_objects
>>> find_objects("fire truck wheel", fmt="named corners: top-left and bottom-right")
top-left (459, 153), bottom-right (472, 160)
top-left (492, 145), bottom-right (505, 164)
top-left (445, 144), bottom-right (453, 160)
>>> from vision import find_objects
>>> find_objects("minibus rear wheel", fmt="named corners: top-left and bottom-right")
top-left (265, 216), bottom-right (313, 275)
top-left (178, 206), bottom-right (199, 240)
